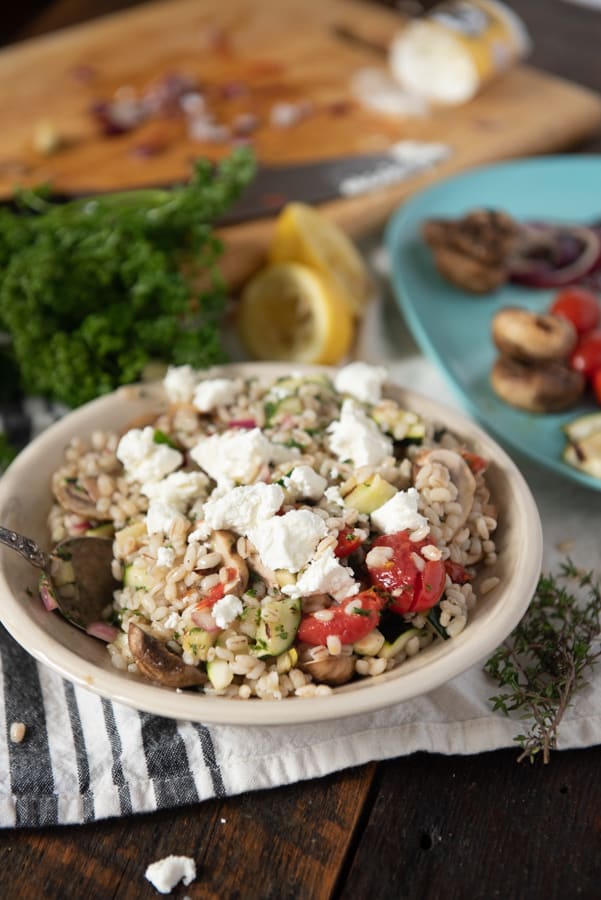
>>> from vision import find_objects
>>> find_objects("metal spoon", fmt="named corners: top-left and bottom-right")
top-left (0, 526), bottom-right (117, 632)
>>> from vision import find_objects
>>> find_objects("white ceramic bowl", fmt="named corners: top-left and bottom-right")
top-left (0, 363), bottom-right (542, 726)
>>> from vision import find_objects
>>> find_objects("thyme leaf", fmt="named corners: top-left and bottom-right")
top-left (484, 559), bottom-right (601, 764)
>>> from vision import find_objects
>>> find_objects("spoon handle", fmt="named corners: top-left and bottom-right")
top-left (0, 526), bottom-right (49, 570)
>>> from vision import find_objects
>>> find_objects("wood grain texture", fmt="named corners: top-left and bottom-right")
top-left (0, 764), bottom-right (377, 899)
top-left (0, 0), bottom-right (600, 287)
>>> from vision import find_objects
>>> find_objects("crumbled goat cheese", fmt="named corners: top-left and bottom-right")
top-left (162, 611), bottom-right (181, 631)
top-left (117, 427), bottom-right (182, 483)
top-left (190, 428), bottom-right (282, 486)
top-left (334, 362), bottom-right (388, 405)
top-left (327, 400), bottom-right (393, 467)
top-left (193, 377), bottom-right (238, 412)
top-left (324, 485), bottom-right (345, 508)
top-left (142, 471), bottom-right (207, 510)
top-left (156, 546), bottom-right (176, 568)
top-left (146, 502), bottom-right (184, 536)
top-left (188, 522), bottom-right (212, 543)
top-left (283, 465), bottom-right (327, 501)
top-left (145, 854), bottom-right (196, 895)
top-left (370, 487), bottom-right (429, 535)
top-left (282, 547), bottom-right (359, 601)
top-left (247, 509), bottom-right (327, 573)
top-left (163, 365), bottom-right (198, 404)
top-left (212, 593), bottom-right (243, 629)
top-left (203, 483), bottom-right (284, 535)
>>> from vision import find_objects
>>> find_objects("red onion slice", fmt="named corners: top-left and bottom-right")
top-left (38, 574), bottom-right (58, 612)
top-left (227, 418), bottom-right (256, 429)
top-left (191, 607), bottom-right (220, 632)
top-left (86, 621), bottom-right (119, 642)
top-left (510, 225), bottom-right (601, 288)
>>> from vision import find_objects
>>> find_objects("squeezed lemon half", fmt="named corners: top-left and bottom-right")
top-left (238, 262), bottom-right (354, 364)
top-left (269, 202), bottom-right (371, 316)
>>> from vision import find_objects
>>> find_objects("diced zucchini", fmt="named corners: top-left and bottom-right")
top-left (181, 628), bottom-right (216, 661)
top-left (206, 658), bottom-right (234, 691)
top-left (276, 647), bottom-right (298, 674)
top-left (563, 414), bottom-right (601, 479)
top-left (115, 521), bottom-right (146, 542)
top-left (344, 474), bottom-right (397, 514)
top-left (377, 627), bottom-right (420, 660)
top-left (372, 405), bottom-right (425, 441)
top-left (123, 561), bottom-right (153, 591)
top-left (275, 569), bottom-right (296, 588)
top-left (239, 605), bottom-right (261, 639)
top-left (51, 559), bottom-right (75, 587)
top-left (85, 523), bottom-right (115, 539)
top-left (353, 628), bottom-right (385, 657)
top-left (254, 597), bottom-right (301, 658)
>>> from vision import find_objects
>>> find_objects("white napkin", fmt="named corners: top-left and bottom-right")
top-left (1, 250), bottom-right (600, 828)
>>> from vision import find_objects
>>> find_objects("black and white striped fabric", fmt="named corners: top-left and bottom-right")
top-left (1, 393), bottom-right (600, 828)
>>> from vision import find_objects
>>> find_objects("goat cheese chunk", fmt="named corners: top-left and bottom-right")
top-left (193, 378), bottom-right (239, 412)
top-left (145, 855), bottom-right (197, 895)
top-left (203, 483), bottom-right (284, 535)
top-left (190, 428), bottom-right (282, 486)
top-left (141, 471), bottom-right (208, 510)
top-left (283, 465), bottom-right (327, 502)
top-left (156, 547), bottom-right (176, 568)
top-left (146, 502), bottom-right (184, 536)
top-left (212, 594), bottom-right (244, 629)
top-left (334, 362), bottom-right (388, 405)
top-left (327, 400), bottom-right (393, 467)
top-left (247, 509), bottom-right (327, 573)
top-left (116, 426), bottom-right (182, 484)
top-left (163, 365), bottom-right (198, 404)
top-left (282, 547), bottom-right (359, 602)
top-left (370, 487), bottom-right (429, 535)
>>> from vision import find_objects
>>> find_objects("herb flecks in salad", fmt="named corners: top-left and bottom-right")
top-left (0, 148), bottom-right (255, 408)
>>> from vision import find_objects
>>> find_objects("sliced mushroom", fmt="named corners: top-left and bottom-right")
top-left (211, 530), bottom-right (249, 594)
top-left (297, 644), bottom-right (356, 686)
top-left (414, 448), bottom-right (476, 535)
top-left (128, 622), bottom-right (205, 688)
top-left (492, 307), bottom-right (577, 364)
top-left (491, 356), bottom-right (585, 413)
top-left (246, 546), bottom-right (279, 590)
top-left (52, 476), bottom-right (100, 518)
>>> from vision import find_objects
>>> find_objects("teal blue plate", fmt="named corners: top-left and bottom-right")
top-left (385, 154), bottom-right (601, 492)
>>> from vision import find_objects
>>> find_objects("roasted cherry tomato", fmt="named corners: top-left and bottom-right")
top-left (550, 288), bottom-right (601, 335)
top-left (367, 530), bottom-right (446, 614)
top-left (195, 582), bottom-right (225, 609)
top-left (334, 528), bottom-right (364, 558)
top-left (593, 368), bottom-right (601, 405)
top-left (570, 329), bottom-right (601, 379)
top-left (297, 589), bottom-right (384, 645)
top-left (444, 560), bottom-right (473, 584)
top-left (459, 450), bottom-right (488, 475)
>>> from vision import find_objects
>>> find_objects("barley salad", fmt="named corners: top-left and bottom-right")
top-left (48, 362), bottom-right (500, 701)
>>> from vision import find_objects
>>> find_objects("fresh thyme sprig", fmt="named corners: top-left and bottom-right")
top-left (484, 560), bottom-right (601, 764)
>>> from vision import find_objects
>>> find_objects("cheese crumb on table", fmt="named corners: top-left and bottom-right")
top-left (145, 855), bottom-right (196, 895)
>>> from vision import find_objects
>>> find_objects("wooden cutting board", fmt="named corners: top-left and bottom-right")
top-left (0, 0), bottom-right (600, 285)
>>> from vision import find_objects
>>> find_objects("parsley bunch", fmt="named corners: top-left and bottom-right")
top-left (0, 148), bottom-right (255, 407)
top-left (485, 560), bottom-right (601, 763)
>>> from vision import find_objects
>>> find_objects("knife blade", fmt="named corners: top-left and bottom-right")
top-left (0, 141), bottom-right (450, 226)
top-left (218, 141), bottom-right (451, 225)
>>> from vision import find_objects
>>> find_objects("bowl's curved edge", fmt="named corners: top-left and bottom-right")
top-left (0, 364), bottom-right (543, 726)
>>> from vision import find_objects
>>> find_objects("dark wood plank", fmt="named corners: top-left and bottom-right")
top-left (0, 763), bottom-right (378, 899)
top-left (339, 748), bottom-right (601, 900)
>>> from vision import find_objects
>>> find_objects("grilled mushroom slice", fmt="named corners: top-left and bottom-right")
top-left (414, 448), bottom-right (476, 535)
top-left (297, 644), bottom-right (356, 686)
top-left (128, 622), bottom-right (205, 688)
top-left (53, 476), bottom-right (100, 519)
top-left (211, 530), bottom-right (248, 594)
top-left (490, 357), bottom-right (585, 413)
top-left (492, 307), bottom-right (577, 364)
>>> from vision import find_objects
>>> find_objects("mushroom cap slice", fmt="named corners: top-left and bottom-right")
top-left (53, 477), bottom-right (100, 519)
top-left (492, 307), bottom-right (577, 363)
top-left (491, 356), bottom-right (585, 413)
top-left (414, 448), bottom-right (476, 535)
top-left (297, 644), bottom-right (356, 686)
top-left (128, 622), bottom-right (205, 688)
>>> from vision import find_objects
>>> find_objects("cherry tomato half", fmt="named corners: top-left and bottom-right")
top-left (550, 288), bottom-right (601, 335)
top-left (367, 530), bottom-right (446, 614)
top-left (297, 589), bottom-right (384, 645)
top-left (593, 368), bottom-right (601, 405)
top-left (570, 329), bottom-right (601, 380)
top-left (334, 528), bottom-right (364, 558)
top-left (444, 560), bottom-right (473, 585)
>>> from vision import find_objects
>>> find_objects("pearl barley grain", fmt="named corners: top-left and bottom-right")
top-left (9, 722), bottom-right (26, 743)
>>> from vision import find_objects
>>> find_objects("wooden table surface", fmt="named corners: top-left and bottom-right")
top-left (1, 2), bottom-right (601, 898)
